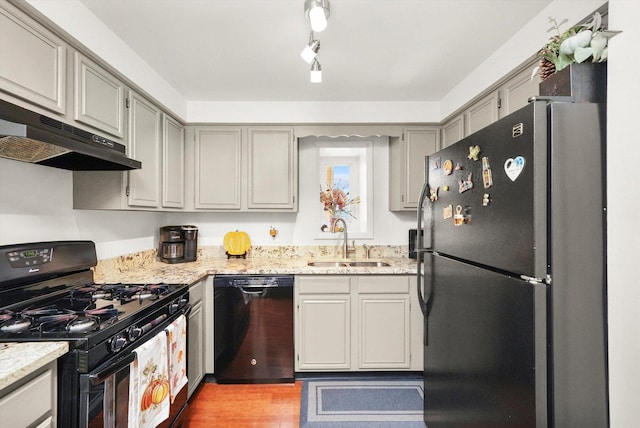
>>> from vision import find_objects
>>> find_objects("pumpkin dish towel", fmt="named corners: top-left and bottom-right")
top-left (128, 331), bottom-right (170, 428)
top-left (165, 314), bottom-right (188, 403)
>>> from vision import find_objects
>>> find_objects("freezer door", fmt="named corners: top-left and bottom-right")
top-left (426, 102), bottom-right (547, 278)
top-left (423, 253), bottom-right (546, 427)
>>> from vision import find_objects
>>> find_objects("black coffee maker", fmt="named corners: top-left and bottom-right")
top-left (159, 225), bottom-right (198, 263)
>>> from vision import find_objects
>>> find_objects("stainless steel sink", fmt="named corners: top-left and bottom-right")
top-left (307, 261), bottom-right (390, 268)
top-left (307, 261), bottom-right (349, 267)
top-left (347, 261), bottom-right (390, 267)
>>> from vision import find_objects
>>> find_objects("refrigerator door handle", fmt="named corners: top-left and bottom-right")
top-left (416, 180), bottom-right (431, 319)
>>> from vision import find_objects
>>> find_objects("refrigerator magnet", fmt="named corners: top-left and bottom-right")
top-left (458, 173), bottom-right (474, 193)
top-left (463, 206), bottom-right (472, 224)
top-left (443, 160), bottom-right (453, 175)
top-left (504, 156), bottom-right (526, 181)
top-left (455, 162), bottom-right (463, 171)
top-left (454, 205), bottom-right (464, 226)
top-left (482, 193), bottom-right (491, 206)
top-left (443, 204), bottom-right (453, 219)
top-left (431, 157), bottom-right (441, 170)
top-left (468, 145), bottom-right (481, 161)
top-left (429, 187), bottom-right (439, 202)
top-left (482, 157), bottom-right (493, 189)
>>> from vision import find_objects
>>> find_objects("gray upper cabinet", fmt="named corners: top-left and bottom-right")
top-left (499, 64), bottom-right (540, 118)
top-left (0, 1), bottom-right (66, 113)
top-left (73, 102), bottom-right (180, 212)
top-left (464, 90), bottom-right (499, 136)
top-left (190, 126), bottom-right (297, 212)
top-left (441, 115), bottom-right (464, 148)
top-left (389, 128), bottom-right (440, 211)
top-left (447, 62), bottom-right (540, 143)
top-left (193, 127), bottom-right (242, 210)
top-left (162, 114), bottom-right (185, 209)
top-left (127, 91), bottom-right (161, 208)
top-left (247, 127), bottom-right (297, 210)
top-left (74, 52), bottom-right (125, 138)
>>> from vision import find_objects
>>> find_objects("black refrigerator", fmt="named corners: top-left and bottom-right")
top-left (416, 99), bottom-right (608, 427)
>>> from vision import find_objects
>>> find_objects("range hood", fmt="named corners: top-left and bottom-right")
top-left (0, 99), bottom-right (141, 170)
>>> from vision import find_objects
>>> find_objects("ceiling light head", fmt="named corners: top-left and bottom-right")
top-left (310, 59), bottom-right (322, 83)
top-left (300, 37), bottom-right (320, 64)
top-left (304, 0), bottom-right (330, 32)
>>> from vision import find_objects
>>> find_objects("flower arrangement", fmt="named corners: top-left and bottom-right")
top-left (319, 183), bottom-right (360, 218)
top-left (535, 12), bottom-right (619, 80)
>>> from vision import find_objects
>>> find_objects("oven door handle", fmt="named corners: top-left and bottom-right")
top-left (89, 352), bottom-right (136, 386)
top-left (183, 303), bottom-right (192, 317)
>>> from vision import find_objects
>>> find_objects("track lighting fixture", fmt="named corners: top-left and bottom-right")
top-left (310, 59), bottom-right (322, 83)
top-left (304, 0), bottom-right (330, 33)
top-left (300, 33), bottom-right (320, 64)
top-left (302, 0), bottom-right (329, 82)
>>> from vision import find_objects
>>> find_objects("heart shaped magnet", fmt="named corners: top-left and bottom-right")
top-left (504, 156), bottom-right (526, 181)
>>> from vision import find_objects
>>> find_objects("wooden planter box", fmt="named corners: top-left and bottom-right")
top-left (539, 62), bottom-right (607, 103)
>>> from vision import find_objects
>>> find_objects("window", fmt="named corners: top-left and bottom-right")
top-left (314, 139), bottom-right (373, 239)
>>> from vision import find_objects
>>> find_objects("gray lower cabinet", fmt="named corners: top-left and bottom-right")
top-left (358, 277), bottom-right (411, 369)
top-left (0, 361), bottom-right (57, 428)
top-left (0, 0), bottom-right (66, 114)
top-left (296, 276), bottom-right (352, 371)
top-left (188, 279), bottom-right (205, 398)
top-left (295, 275), bottom-right (423, 372)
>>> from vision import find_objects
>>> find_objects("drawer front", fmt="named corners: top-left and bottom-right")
top-left (358, 276), bottom-right (410, 294)
top-left (297, 276), bottom-right (350, 294)
top-left (0, 366), bottom-right (54, 427)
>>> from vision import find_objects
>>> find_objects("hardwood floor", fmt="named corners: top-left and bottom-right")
top-left (184, 381), bottom-right (302, 427)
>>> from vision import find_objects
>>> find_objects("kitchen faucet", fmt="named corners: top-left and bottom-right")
top-left (331, 217), bottom-right (351, 259)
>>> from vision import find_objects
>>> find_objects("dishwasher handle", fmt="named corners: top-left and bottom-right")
top-left (239, 286), bottom-right (269, 297)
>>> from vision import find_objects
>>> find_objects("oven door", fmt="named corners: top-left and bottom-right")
top-left (83, 352), bottom-right (135, 427)
top-left (80, 306), bottom-right (191, 428)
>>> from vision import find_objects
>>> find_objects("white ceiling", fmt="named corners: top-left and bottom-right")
top-left (76, 0), bottom-right (554, 103)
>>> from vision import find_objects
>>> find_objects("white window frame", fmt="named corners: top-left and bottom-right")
top-left (314, 140), bottom-right (373, 240)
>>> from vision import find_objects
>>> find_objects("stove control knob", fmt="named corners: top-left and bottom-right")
top-left (169, 297), bottom-right (187, 314)
top-left (110, 333), bottom-right (128, 353)
top-left (128, 325), bottom-right (142, 341)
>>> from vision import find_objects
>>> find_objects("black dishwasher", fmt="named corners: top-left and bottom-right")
top-left (213, 275), bottom-right (294, 383)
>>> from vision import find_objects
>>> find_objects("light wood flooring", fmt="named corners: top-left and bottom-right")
top-left (184, 381), bottom-right (303, 427)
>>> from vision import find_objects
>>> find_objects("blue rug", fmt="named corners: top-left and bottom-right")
top-left (300, 378), bottom-right (425, 427)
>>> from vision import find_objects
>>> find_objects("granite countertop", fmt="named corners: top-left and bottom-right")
top-left (94, 256), bottom-right (418, 285)
top-left (0, 342), bottom-right (69, 391)
top-left (0, 247), bottom-right (415, 393)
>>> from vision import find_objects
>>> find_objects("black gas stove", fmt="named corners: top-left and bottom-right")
top-left (1, 281), bottom-right (179, 335)
top-left (0, 241), bottom-right (190, 428)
